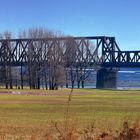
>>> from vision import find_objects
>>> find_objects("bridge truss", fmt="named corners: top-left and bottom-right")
top-left (0, 36), bottom-right (139, 67)
top-left (0, 36), bottom-right (140, 89)
top-left (0, 36), bottom-right (115, 67)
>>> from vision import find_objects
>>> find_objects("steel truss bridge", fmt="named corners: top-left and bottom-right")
top-left (0, 36), bottom-right (140, 67)
top-left (0, 36), bottom-right (140, 88)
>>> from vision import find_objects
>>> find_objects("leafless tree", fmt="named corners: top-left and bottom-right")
top-left (76, 39), bottom-right (100, 88)
top-left (19, 28), bottom-right (66, 90)
top-left (64, 37), bottom-right (77, 88)
top-left (19, 28), bottom-right (50, 89)
top-left (0, 31), bottom-right (13, 89)
top-left (64, 38), bottom-right (99, 89)
top-left (47, 36), bottom-right (66, 90)
top-left (0, 28), bottom-right (99, 90)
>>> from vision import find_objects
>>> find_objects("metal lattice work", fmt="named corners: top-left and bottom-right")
top-left (0, 36), bottom-right (105, 67)
top-left (0, 36), bottom-right (140, 68)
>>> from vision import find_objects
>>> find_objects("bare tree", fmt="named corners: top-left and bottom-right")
top-left (47, 37), bottom-right (65, 90)
top-left (0, 28), bottom-right (99, 90)
top-left (64, 37), bottom-right (77, 88)
top-left (64, 38), bottom-right (99, 89)
top-left (76, 39), bottom-right (99, 88)
top-left (19, 28), bottom-right (66, 90)
top-left (0, 31), bottom-right (13, 89)
top-left (19, 28), bottom-right (51, 89)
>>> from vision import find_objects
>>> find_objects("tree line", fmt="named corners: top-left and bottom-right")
top-left (0, 28), bottom-right (98, 90)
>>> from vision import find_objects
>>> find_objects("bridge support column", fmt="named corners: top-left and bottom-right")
top-left (96, 68), bottom-right (117, 89)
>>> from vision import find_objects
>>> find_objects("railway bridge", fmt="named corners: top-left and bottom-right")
top-left (0, 36), bottom-right (140, 89)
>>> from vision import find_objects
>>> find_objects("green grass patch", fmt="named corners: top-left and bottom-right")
top-left (0, 88), bottom-right (139, 128)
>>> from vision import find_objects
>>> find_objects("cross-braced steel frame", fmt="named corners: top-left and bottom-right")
top-left (0, 36), bottom-right (140, 67)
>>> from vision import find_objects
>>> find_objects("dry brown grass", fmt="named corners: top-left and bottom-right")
top-left (0, 119), bottom-right (139, 140)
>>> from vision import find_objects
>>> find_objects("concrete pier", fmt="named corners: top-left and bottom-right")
top-left (96, 68), bottom-right (117, 89)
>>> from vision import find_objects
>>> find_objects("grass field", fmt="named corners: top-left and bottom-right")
top-left (0, 88), bottom-right (139, 139)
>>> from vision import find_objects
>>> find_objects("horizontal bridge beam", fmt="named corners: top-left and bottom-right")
top-left (102, 62), bottom-right (140, 67)
top-left (104, 50), bottom-right (140, 53)
top-left (0, 36), bottom-right (114, 42)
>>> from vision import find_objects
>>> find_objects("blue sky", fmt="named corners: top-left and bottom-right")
top-left (0, 0), bottom-right (140, 50)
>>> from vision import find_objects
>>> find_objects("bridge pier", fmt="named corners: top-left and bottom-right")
top-left (96, 68), bottom-right (117, 89)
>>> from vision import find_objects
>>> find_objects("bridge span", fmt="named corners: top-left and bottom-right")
top-left (0, 36), bottom-right (140, 89)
